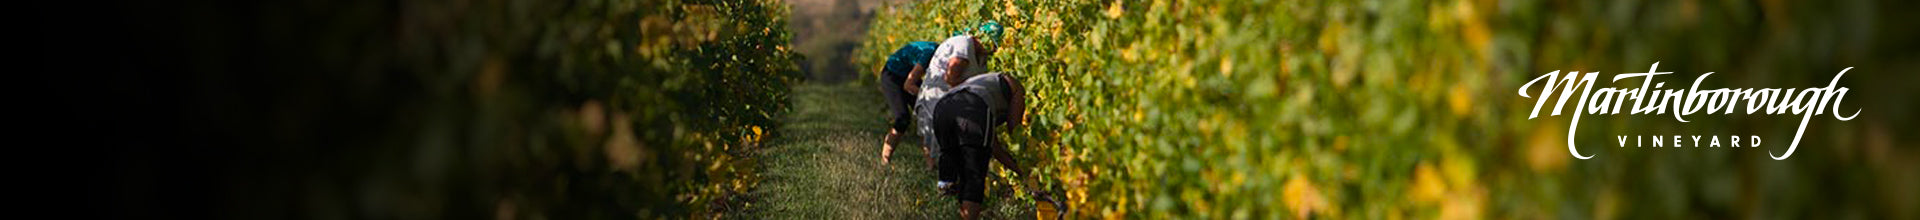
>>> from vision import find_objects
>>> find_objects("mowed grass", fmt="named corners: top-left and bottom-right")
top-left (740, 82), bottom-right (1033, 219)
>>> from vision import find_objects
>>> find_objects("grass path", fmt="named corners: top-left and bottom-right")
top-left (740, 82), bottom-right (1031, 219)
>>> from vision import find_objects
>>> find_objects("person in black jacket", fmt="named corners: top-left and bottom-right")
top-left (931, 72), bottom-right (1040, 219)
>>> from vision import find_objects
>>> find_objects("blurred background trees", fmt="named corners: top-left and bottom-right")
top-left (73, 0), bottom-right (801, 218)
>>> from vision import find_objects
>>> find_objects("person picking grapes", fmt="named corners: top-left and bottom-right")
top-left (930, 72), bottom-right (1043, 219)
top-left (876, 41), bottom-right (939, 165)
top-left (909, 21), bottom-right (1004, 169)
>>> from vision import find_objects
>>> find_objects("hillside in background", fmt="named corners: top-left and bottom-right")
top-left (786, 0), bottom-right (909, 82)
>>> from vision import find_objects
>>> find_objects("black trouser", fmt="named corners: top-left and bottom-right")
top-left (879, 71), bottom-right (914, 132)
top-left (934, 90), bottom-right (995, 203)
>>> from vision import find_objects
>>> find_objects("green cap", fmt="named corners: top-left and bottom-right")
top-left (951, 21), bottom-right (1005, 51)
top-left (977, 20), bottom-right (1003, 44)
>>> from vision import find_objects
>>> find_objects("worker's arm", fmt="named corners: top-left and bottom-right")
top-left (989, 137), bottom-right (1027, 178)
top-left (989, 136), bottom-right (1048, 197)
top-left (1004, 74), bottom-right (1027, 129)
top-left (903, 65), bottom-right (926, 94)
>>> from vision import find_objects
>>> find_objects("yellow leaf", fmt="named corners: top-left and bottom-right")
top-left (1455, 0), bottom-right (1492, 62)
top-left (1527, 121), bottom-right (1569, 173)
top-left (1104, 0), bottom-right (1124, 19)
top-left (1219, 59), bottom-right (1234, 77)
top-left (1409, 163), bottom-right (1447, 204)
top-left (1448, 85), bottom-right (1473, 117)
top-left (1283, 175), bottom-right (1324, 218)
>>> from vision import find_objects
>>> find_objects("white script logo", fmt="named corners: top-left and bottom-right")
top-left (1517, 63), bottom-right (1860, 160)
